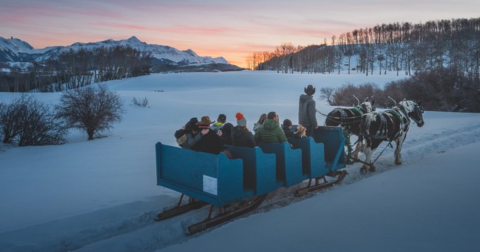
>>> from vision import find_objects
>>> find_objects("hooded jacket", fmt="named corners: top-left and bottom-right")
top-left (254, 119), bottom-right (288, 143)
top-left (299, 94), bottom-right (318, 127)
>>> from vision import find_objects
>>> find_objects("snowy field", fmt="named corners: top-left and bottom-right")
top-left (0, 71), bottom-right (479, 252)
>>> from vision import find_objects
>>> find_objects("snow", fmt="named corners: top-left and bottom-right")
top-left (0, 71), bottom-right (479, 252)
top-left (0, 37), bottom-right (34, 55)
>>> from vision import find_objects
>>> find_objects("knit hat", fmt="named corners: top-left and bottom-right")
top-left (304, 84), bottom-right (316, 95)
top-left (236, 112), bottom-right (247, 127)
top-left (196, 116), bottom-right (212, 128)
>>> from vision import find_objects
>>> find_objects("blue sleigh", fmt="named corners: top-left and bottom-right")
top-left (155, 126), bottom-right (347, 234)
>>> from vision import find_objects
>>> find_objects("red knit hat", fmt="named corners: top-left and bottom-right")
top-left (236, 112), bottom-right (247, 127)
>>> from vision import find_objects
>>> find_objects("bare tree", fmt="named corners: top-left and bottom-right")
top-left (319, 87), bottom-right (335, 105)
top-left (56, 85), bottom-right (124, 140)
top-left (0, 95), bottom-right (66, 145)
top-left (0, 95), bottom-right (27, 143)
top-left (17, 97), bottom-right (67, 146)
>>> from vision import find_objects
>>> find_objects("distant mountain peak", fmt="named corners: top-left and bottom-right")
top-left (0, 37), bottom-right (34, 52)
top-left (127, 36), bottom-right (141, 43)
top-left (183, 49), bottom-right (199, 57)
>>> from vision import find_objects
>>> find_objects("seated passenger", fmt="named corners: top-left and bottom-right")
top-left (254, 111), bottom-right (288, 144)
top-left (282, 119), bottom-right (307, 139)
top-left (191, 116), bottom-right (224, 154)
top-left (282, 119), bottom-right (295, 138)
top-left (253, 113), bottom-right (267, 132)
top-left (175, 117), bottom-right (201, 149)
top-left (232, 112), bottom-right (256, 148)
top-left (210, 113), bottom-right (227, 132)
top-left (220, 122), bottom-right (234, 146)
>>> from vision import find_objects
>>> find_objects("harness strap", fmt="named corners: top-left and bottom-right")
top-left (339, 109), bottom-right (347, 119)
top-left (372, 112), bottom-right (388, 139)
top-left (385, 109), bottom-right (403, 122)
top-left (351, 107), bottom-right (363, 116)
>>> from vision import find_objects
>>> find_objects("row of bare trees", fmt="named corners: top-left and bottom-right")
top-left (249, 18), bottom-right (480, 80)
top-left (245, 43), bottom-right (304, 71)
top-left (0, 46), bottom-right (152, 92)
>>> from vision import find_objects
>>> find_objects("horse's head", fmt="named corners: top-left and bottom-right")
top-left (359, 97), bottom-right (376, 113)
top-left (399, 100), bottom-right (424, 127)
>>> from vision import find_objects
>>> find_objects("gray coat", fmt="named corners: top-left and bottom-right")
top-left (298, 94), bottom-right (318, 127)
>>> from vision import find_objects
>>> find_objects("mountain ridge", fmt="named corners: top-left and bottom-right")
top-left (0, 36), bottom-right (230, 66)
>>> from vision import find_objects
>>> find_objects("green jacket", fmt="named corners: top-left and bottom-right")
top-left (254, 119), bottom-right (288, 143)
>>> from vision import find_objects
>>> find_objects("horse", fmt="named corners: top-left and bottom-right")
top-left (325, 97), bottom-right (376, 136)
top-left (325, 97), bottom-right (376, 160)
top-left (352, 99), bottom-right (425, 174)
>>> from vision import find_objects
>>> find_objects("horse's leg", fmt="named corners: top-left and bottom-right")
top-left (351, 140), bottom-right (363, 160)
top-left (394, 132), bottom-right (406, 165)
top-left (360, 146), bottom-right (374, 174)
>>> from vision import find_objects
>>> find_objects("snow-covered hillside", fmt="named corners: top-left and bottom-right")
top-left (0, 71), bottom-right (479, 252)
top-left (0, 36), bottom-right (229, 65)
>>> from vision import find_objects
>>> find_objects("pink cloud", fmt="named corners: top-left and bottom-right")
top-left (1, 2), bottom-right (124, 24)
top-left (90, 22), bottom-right (157, 32)
top-left (94, 21), bottom-right (238, 36)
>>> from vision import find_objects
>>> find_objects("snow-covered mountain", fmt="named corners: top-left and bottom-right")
top-left (0, 36), bottom-right (230, 66)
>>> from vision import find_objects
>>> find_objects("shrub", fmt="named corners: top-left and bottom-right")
top-left (0, 95), bottom-right (66, 146)
top-left (132, 97), bottom-right (149, 107)
top-left (56, 85), bottom-right (124, 140)
top-left (324, 83), bottom-right (382, 107)
top-left (0, 95), bottom-right (28, 144)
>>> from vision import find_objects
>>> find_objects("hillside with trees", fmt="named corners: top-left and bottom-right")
top-left (249, 18), bottom-right (480, 79)
top-left (248, 18), bottom-right (480, 112)
top-left (0, 46), bottom-right (152, 92)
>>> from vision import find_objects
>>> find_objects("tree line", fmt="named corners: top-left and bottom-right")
top-left (0, 46), bottom-right (152, 92)
top-left (320, 67), bottom-right (480, 112)
top-left (248, 17), bottom-right (480, 80)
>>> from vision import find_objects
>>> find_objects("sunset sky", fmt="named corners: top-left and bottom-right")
top-left (1, 0), bottom-right (479, 67)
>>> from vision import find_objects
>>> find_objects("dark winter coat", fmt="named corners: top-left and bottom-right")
top-left (191, 129), bottom-right (223, 154)
top-left (184, 131), bottom-right (202, 149)
top-left (282, 127), bottom-right (295, 138)
top-left (220, 123), bottom-right (233, 146)
top-left (299, 94), bottom-right (318, 128)
top-left (232, 126), bottom-right (256, 148)
top-left (254, 119), bottom-right (288, 143)
top-left (175, 129), bottom-right (201, 149)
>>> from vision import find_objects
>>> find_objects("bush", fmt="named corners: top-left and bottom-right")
top-left (132, 97), bottom-right (149, 107)
top-left (1, 95), bottom-right (28, 144)
top-left (56, 85), bottom-right (124, 140)
top-left (0, 95), bottom-right (66, 146)
top-left (385, 67), bottom-right (480, 111)
top-left (322, 83), bottom-right (382, 107)
top-left (321, 67), bottom-right (480, 112)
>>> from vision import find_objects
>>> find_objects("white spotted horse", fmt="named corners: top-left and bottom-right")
top-left (352, 99), bottom-right (424, 174)
top-left (325, 97), bottom-right (376, 161)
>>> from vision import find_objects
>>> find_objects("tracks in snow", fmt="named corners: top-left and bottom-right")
top-left (6, 122), bottom-right (480, 252)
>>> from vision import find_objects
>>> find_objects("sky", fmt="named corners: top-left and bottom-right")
top-left (0, 71), bottom-right (479, 251)
top-left (1, 0), bottom-right (479, 67)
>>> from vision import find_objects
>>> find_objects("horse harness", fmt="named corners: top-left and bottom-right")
top-left (371, 106), bottom-right (409, 141)
top-left (328, 105), bottom-right (367, 125)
